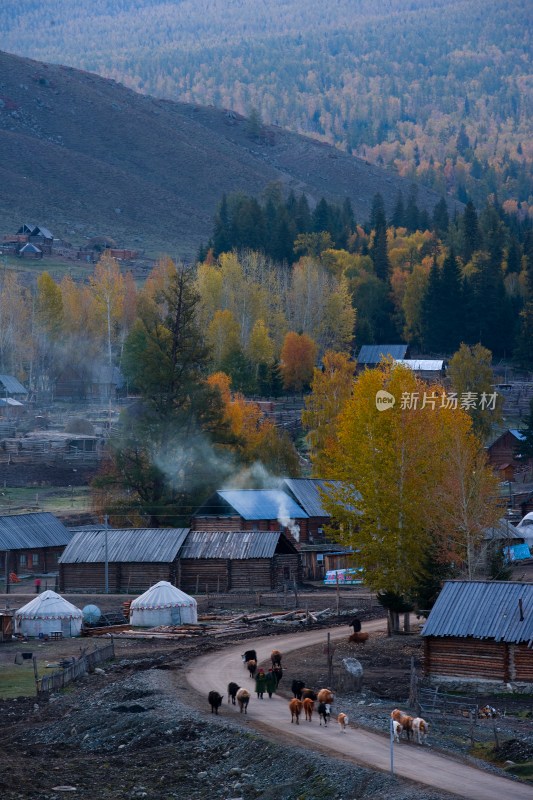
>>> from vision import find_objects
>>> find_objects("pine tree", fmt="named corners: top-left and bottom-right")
top-left (369, 193), bottom-right (387, 231)
top-left (312, 197), bottom-right (331, 233)
top-left (420, 258), bottom-right (442, 352)
top-left (212, 194), bottom-right (231, 255)
top-left (459, 200), bottom-right (482, 263)
top-left (370, 226), bottom-right (390, 282)
top-left (295, 194), bottom-right (312, 233)
top-left (439, 249), bottom-right (464, 353)
top-left (405, 185), bottom-right (420, 232)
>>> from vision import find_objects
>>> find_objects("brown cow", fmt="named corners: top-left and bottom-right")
top-left (289, 698), bottom-right (303, 725)
top-left (236, 687), bottom-right (250, 714)
top-left (303, 697), bottom-right (314, 722)
top-left (271, 649), bottom-right (282, 667)
top-left (391, 709), bottom-right (414, 741)
top-left (348, 631), bottom-right (369, 645)
top-left (317, 688), bottom-right (334, 705)
top-left (247, 659), bottom-right (257, 679)
top-left (337, 712), bottom-right (349, 732)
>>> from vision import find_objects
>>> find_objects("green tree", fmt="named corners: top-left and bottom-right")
top-left (448, 343), bottom-right (502, 441)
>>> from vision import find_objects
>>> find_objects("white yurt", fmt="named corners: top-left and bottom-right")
top-left (15, 590), bottom-right (83, 638)
top-left (129, 581), bottom-right (197, 627)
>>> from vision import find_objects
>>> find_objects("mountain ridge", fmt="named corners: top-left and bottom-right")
top-left (0, 50), bottom-right (459, 258)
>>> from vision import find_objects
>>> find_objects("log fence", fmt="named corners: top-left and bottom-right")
top-left (35, 639), bottom-right (115, 696)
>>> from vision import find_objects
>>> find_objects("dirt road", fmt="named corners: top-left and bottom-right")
top-left (186, 620), bottom-right (533, 800)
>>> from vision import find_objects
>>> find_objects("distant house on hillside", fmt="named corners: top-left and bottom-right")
top-left (18, 243), bottom-right (43, 259)
top-left (422, 580), bottom-right (533, 690)
top-left (357, 344), bottom-right (409, 370)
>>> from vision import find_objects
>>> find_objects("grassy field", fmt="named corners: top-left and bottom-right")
top-left (0, 661), bottom-right (38, 698)
top-left (0, 253), bottom-right (94, 283)
top-left (0, 486), bottom-right (92, 516)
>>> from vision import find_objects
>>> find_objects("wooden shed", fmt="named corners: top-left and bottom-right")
top-left (0, 512), bottom-right (73, 579)
top-left (176, 530), bottom-right (300, 593)
top-left (59, 528), bottom-right (189, 593)
top-left (486, 429), bottom-right (530, 480)
top-left (422, 580), bottom-right (533, 691)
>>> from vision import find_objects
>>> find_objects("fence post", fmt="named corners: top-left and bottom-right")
top-left (33, 656), bottom-right (39, 695)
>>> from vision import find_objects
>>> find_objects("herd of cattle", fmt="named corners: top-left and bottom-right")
top-left (207, 647), bottom-right (430, 746)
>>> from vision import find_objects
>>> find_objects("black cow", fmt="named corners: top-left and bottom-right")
top-left (291, 679), bottom-right (306, 700)
top-left (273, 664), bottom-right (283, 685)
top-left (208, 691), bottom-right (223, 714)
top-left (318, 702), bottom-right (331, 727)
top-left (227, 682), bottom-right (240, 705)
top-left (242, 649), bottom-right (257, 663)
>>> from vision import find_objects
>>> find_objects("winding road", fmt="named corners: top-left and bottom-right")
top-left (185, 619), bottom-right (533, 800)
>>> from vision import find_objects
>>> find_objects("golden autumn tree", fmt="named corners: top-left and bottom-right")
top-left (89, 252), bottom-right (126, 368)
top-left (207, 309), bottom-right (241, 368)
top-left (207, 371), bottom-right (299, 475)
top-left (320, 360), bottom-right (498, 602)
top-left (280, 331), bottom-right (318, 392)
top-left (302, 350), bottom-right (355, 476)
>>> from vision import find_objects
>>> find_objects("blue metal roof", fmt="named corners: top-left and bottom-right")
top-left (509, 429), bottom-right (526, 441)
top-left (421, 581), bottom-right (533, 646)
top-left (358, 344), bottom-right (408, 364)
top-left (0, 375), bottom-right (28, 395)
top-left (217, 490), bottom-right (308, 520)
top-left (282, 479), bottom-right (343, 517)
top-left (0, 513), bottom-right (72, 550)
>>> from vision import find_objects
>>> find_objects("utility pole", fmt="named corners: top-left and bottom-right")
top-left (104, 514), bottom-right (109, 594)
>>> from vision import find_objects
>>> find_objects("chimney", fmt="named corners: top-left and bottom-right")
top-left (518, 598), bottom-right (524, 622)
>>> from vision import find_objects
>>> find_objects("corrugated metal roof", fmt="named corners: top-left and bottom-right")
top-left (509, 429), bottom-right (526, 441)
top-left (59, 528), bottom-right (189, 564)
top-left (0, 375), bottom-right (28, 395)
top-left (179, 530), bottom-right (294, 559)
top-left (282, 479), bottom-right (343, 517)
top-left (395, 359), bottom-right (444, 371)
top-left (358, 344), bottom-right (408, 364)
top-left (421, 581), bottom-right (533, 645)
top-left (0, 513), bottom-right (72, 550)
top-left (217, 490), bottom-right (308, 520)
top-left (484, 518), bottom-right (522, 540)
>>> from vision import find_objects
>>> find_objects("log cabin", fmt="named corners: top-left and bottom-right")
top-left (422, 580), bottom-right (533, 691)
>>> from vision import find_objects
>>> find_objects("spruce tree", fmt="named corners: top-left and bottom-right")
top-left (212, 193), bottom-right (231, 255)
top-left (295, 194), bottom-right (312, 233)
top-left (439, 249), bottom-right (464, 353)
top-left (420, 258), bottom-right (442, 352)
top-left (459, 200), bottom-right (482, 263)
top-left (405, 185), bottom-right (420, 232)
top-left (312, 197), bottom-right (331, 233)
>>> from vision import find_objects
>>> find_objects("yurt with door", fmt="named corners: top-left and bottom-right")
top-left (15, 590), bottom-right (83, 638)
top-left (129, 581), bottom-right (197, 627)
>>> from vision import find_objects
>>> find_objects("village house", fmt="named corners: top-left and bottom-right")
top-left (422, 580), bottom-right (533, 691)
top-left (59, 527), bottom-right (301, 594)
top-left (176, 529), bottom-right (300, 593)
top-left (0, 375), bottom-right (28, 402)
top-left (486, 429), bottom-right (532, 483)
top-left (191, 489), bottom-right (309, 547)
top-left (394, 359), bottom-right (446, 381)
top-left (0, 512), bottom-right (73, 581)
top-left (356, 344), bottom-right (409, 371)
top-left (59, 528), bottom-right (190, 593)
top-left (281, 478), bottom-right (355, 579)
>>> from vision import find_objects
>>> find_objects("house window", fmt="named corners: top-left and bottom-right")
top-left (19, 554), bottom-right (27, 567)
top-left (32, 553), bottom-right (39, 566)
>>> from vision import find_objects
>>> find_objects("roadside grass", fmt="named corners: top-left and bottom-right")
top-left (471, 741), bottom-right (533, 783)
top-left (506, 763), bottom-right (533, 781)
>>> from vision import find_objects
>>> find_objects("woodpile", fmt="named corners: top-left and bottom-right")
top-left (85, 607), bottom-right (334, 639)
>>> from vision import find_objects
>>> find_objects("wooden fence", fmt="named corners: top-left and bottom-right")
top-left (35, 640), bottom-right (115, 696)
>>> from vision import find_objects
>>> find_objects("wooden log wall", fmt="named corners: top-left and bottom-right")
top-left (273, 554), bottom-right (301, 587)
top-left (424, 636), bottom-right (507, 681)
top-left (178, 559), bottom-right (229, 593)
top-left (190, 517), bottom-right (242, 531)
top-left (513, 643), bottom-right (533, 681)
top-left (60, 563), bottom-right (170, 593)
top-left (230, 559), bottom-right (272, 591)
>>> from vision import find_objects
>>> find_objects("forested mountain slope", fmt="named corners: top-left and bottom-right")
top-left (0, 50), bottom-right (453, 257)
top-left (1, 0), bottom-right (530, 208)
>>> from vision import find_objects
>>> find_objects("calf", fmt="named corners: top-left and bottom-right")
top-left (412, 717), bottom-right (430, 745)
top-left (392, 720), bottom-right (403, 743)
top-left (303, 697), bottom-right (314, 722)
top-left (317, 688), bottom-right (334, 705)
top-left (301, 688), bottom-right (317, 701)
top-left (208, 690), bottom-right (223, 715)
top-left (247, 659), bottom-right (257, 679)
top-left (236, 687), bottom-right (250, 714)
top-left (271, 649), bottom-right (282, 667)
top-left (289, 698), bottom-right (303, 724)
top-left (337, 712), bottom-right (349, 732)
top-left (227, 682), bottom-right (240, 705)
top-left (291, 679), bottom-right (306, 699)
top-left (318, 702), bottom-right (331, 726)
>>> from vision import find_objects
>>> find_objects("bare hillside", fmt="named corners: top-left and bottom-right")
top-left (0, 50), bottom-right (456, 258)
